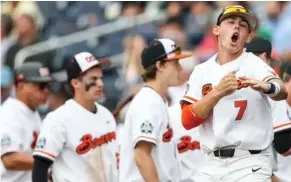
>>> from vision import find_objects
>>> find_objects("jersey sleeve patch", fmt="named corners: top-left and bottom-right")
top-left (132, 120), bottom-right (158, 148)
top-left (33, 113), bottom-right (66, 161)
top-left (0, 131), bottom-right (22, 156)
top-left (180, 65), bottom-right (203, 105)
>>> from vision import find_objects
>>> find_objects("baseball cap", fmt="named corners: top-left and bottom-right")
top-left (141, 39), bottom-right (192, 69)
top-left (216, 5), bottom-right (257, 31)
top-left (66, 52), bottom-right (111, 82)
top-left (1, 65), bottom-right (13, 88)
top-left (15, 62), bottom-right (52, 83)
top-left (245, 36), bottom-right (281, 68)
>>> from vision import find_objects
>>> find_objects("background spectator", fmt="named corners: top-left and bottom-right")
top-left (1, 14), bottom-right (16, 64)
top-left (4, 14), bottom-right (55, 70)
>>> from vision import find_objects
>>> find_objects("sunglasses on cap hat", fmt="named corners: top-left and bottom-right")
top-left (151, 46), bottom-right (182, 62)
top-left (217, 5), bottom-right (256, 31)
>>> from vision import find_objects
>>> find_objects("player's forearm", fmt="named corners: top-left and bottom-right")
top-left (269, 80), bottom-right (288, 101)
top-left (2, 152), bottom-right (34, 170)
top-left (134, 149), bottom-right (159, 182)
top-left (191, 88), bottom-right (222, 118)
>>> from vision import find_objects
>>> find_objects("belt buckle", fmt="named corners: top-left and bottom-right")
top-left (218, 149), bottom-right (227, 159)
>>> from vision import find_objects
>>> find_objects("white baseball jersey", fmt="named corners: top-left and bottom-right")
top-left (168, 104), bottom-right (204, 182)
top-left (181, 51), bottom-right (276, 152)
top-left (168, 83), bottom-right (188, 107)
top-left (119, 87), bottom-right (178, 182)
top-left (0, 97), bottom-right (41, 182)
top-left (269, 99), bottom-right (291, 182)
top-left (33, 99), bottom-right (118, 182)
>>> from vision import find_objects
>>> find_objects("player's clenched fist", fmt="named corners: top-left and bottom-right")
top-left (215, 71), bottom-right (238, 97)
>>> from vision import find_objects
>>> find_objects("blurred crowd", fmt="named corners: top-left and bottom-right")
top-left (1, 1), bottom-right (291, 115)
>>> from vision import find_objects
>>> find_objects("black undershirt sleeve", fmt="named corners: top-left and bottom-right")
top-left (273, 129), bottom-right (291, 154)
top-left (32, 155), bottom-right (53, 182)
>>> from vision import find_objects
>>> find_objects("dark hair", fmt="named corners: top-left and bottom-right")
top-left (1, 14), bottom-right (13, 36)
top-left (141, 60), bottom-right (166, 82)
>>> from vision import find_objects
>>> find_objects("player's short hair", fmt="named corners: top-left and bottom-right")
top-left (141, 59), bottom-right (166, 82)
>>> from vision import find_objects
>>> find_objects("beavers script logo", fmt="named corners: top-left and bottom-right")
top-left (177, 136), bottom-right (200, 153)
top-left (76, 132), bottom-right (116, 154)
top-left (162, 124), bottom-right (173, 142)
top-left (31, 131), bottom-right (39, 149)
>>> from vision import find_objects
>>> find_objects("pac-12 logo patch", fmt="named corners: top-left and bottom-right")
top-left (36, 137), bottom-right (46, 149)
top-left (140, 121), bottom-right (153, 134)
top-left (1, 134), bottom-right (11, 147)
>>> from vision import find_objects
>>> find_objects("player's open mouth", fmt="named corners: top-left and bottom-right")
top-left (231, 32), bottom-right (239, 43)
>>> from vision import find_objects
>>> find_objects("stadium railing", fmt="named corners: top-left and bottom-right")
top-left (14, 13), bottom-right (166, 69)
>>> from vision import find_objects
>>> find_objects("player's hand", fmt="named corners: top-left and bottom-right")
top-left (282, 147), bottom-right (291, 157)
top-left (215, 71), bottom-right (238, 97)
top-left (239, 77), bottom-right (269, 93)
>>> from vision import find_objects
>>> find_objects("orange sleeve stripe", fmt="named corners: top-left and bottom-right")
top-left (274, 122), bottom-right (291, 129)
top-left (181, 104), bottom-right (205, 130)
top-left (34, 150), bottom-right (56, 158)
top-left (183, 96), bottom-right (198, 103)
top-left (133, 136), bottom-right (156, 144)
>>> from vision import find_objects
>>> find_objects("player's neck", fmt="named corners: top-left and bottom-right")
top-left (146, 80), bottom-right (168, 99)
top-left (15, 93), bottom-right (36, 111)
top-left (73, 95), bottom-right (96, 113)
top-left (217, 48), bottom-right (244, 65)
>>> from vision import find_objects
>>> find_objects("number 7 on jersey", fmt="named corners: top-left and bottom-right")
top-left (234, 100), bottom-right (247, 121)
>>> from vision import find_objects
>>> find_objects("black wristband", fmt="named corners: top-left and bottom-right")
top-left (263, 82), bottom-right (276, 94)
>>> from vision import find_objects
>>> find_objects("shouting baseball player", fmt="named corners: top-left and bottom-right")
top-left (181, 5), bottom-right (288, 182)
top-left (245, 37), bottom-right (291, 182)
top-left (0, 62), bottom-right (52, 182)
top-left (32, 52), bottom-right (118, 182)
top-left (119, 39), bottom-right (192, 182)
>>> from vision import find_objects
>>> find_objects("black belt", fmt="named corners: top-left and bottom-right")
top-left (213, 148), bottom-right (262, 158)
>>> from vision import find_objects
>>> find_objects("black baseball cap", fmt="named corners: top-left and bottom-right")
top-left (141, 39), bottom-right (192, 69)
top-left (245, 36), bottom-right (281, 68)
top-left (66, 52), bottom-right (111, 82)
top-left (15, 62), bottom-right (52, 83)
top-left (217, 5), bottom-right (257, 32)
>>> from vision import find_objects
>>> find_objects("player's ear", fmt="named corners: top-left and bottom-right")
top-left (213, 24), bottom-right (219, 36)
top-left (246, 32), bottom-right (253, 43)
top-left (156, 60), bottom-right (165, 71)
top-left (16, 82), bottom-right (24, 90)
top-left (70, 78), bottom-right (80, 90)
